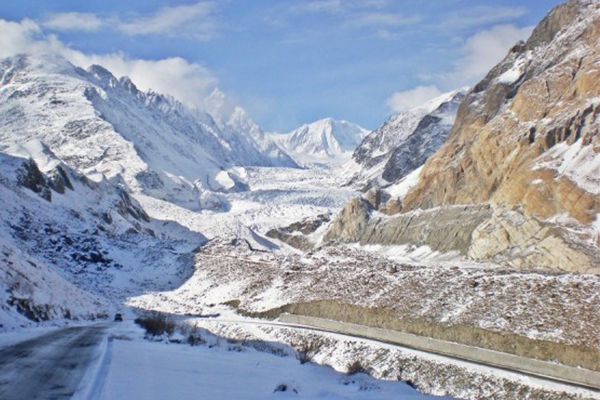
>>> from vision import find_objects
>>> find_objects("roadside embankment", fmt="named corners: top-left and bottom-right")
top-left (236, 300), bottom-right (600, 373)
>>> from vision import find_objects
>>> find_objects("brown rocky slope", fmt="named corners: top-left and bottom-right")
top-left (326, 0), bottom-right (600, 273)
top-left (404, 0), bottom-right (600, 222)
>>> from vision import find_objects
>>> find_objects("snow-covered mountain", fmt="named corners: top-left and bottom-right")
top-left (271, 118), bottom-right (369, 165)
top-left (0, 54), bottom-right (295, 211)
top-left (203, 88), bottom-right (297, 168)
top-left (346, 88), bottom-right (467, 187)
top-left (0, 53), bottom-right (351, 328)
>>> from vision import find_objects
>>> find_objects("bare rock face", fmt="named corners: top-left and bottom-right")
top-left (47, 165), bottom-right (74, 194)
top-left (17, 159), bottom-right (51, 201)
top-left (379, 197), bottom-right (403, 216)
top-left (325, 195), bottom-right (596, 272)
top-left (403, 0), bottom-right (600, 226)
top-left (363, 188), bottom-right (390, 209)
top-left (326, 203), bottom-right (493, 254)
top-left (348, 89), bottom-right (466, 191)
top-left (469, 209), bottom-right (600, 274)
top-left (266, 213), bottom-right (331, 251)
top-left (324, 198), bottom-right (373, 243)
top-left (380, 92), bottom-right (466, 184)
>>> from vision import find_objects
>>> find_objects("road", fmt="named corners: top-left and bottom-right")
top-left (0, 324), bottom-right (109, 400)
top-left (1, 316), bottom-right (598, 399)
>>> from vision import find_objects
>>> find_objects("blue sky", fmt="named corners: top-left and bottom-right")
top-left (0, 0), bottom-right (562, 131)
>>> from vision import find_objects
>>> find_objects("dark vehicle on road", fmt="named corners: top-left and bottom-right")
top-left (114, 313), bottom-right (124, 322)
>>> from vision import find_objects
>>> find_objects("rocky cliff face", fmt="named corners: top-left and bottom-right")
top-left (326, 0), bottom-right (600, 273)
top-left (403, 0), bottom-right (600, 223)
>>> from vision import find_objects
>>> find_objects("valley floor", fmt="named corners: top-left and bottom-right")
top-left (0, 321), bottom-right (455, 400)
top-left (2, 164), bottom-right (598, 400)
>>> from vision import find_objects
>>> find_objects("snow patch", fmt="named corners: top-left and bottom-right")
top-left (385, 166), bottom-right (423, 199)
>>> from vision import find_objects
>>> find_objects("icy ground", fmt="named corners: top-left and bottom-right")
top-left (134, 165), bottom-right (357, 242)
top-left (97, 322), bottom-right (453, 400)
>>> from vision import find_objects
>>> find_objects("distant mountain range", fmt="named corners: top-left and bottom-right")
top-left (270, 118), bottom-right (369, 166)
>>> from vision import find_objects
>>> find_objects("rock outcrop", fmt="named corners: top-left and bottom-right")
top-left (323, 198), bottom-right (373, 243)
top-left (326, 201), bottom-right (493, 254)
top-left (468, 208), bottom-right (600, 273)
top-left (266, 213), bottom-right (331, 251)
top-left (16, 159), bottom-right (52, 201)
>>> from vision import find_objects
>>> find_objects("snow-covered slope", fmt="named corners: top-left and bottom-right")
top-left (346, 88), bottom-right (467, 187)
top-left (0, 54), bottom-right (294, 211)
top-left (0, 148), bottom-right (148, 329)
top-left (272, 118), bottom-right (368, 165)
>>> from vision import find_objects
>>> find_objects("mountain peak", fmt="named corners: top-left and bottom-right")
top-left (85, 64), bottom-right (120, 89)
top-left (272, 118), bottom-right (368, 166)
top-left (1, 53), bottom-right (77, 77)
top-left (0, 52), bottom-right (298, 210)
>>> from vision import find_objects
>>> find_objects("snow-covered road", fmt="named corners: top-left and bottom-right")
top-left (0, 324), bottom-right (109, 400)
top-left (0, 321), bottom-right (452, 400)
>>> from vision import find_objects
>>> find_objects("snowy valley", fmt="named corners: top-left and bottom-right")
top-left (1, 1), bottom-right (600, 400)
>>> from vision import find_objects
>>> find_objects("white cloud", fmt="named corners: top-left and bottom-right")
top-left (38, 2), bottom-right (218, 40)
top-left (386, 85), bottom-right (443, 113)
top-left (295, 0), bottom-right (391, 13)
top-left (453, 24), bottom-right (534, 83)
top-left (67, 51), bottom-right (218, 107)
top-left (291, 0), bottom-right (420, 35)
top-left (442, 6), bottom-right (527, 29)
top-left (348, 12), bottom-right (420, 27)
top-left (297, 0), bottom-right (392, 12)
top-left (388, 23), bottom-right (533, 115)
top-left (0, 19), bottom-right (66, 56)
top-left (42, 12), bottom-right (104, 32)
top-left (416, 24), bottom-right (533, 89)
top-left (357, 0), bottom-right (391, 9)
top-left (117, 2), bottom-right (217, 39)
top-left (297, 0), bottom-right (343, 13)
top-left (0, 18), bottom-right (219, 109)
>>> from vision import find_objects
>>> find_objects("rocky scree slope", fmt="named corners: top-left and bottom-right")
top-left (130, 239), bottom-right (600, 374)
top-left (348, 89), bottom-right (466, 188)
top-left (327, 0), bottom-right (600, 273)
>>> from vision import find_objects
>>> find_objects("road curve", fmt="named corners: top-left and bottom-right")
top-left (0, 324), bottom-right (109, 400)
